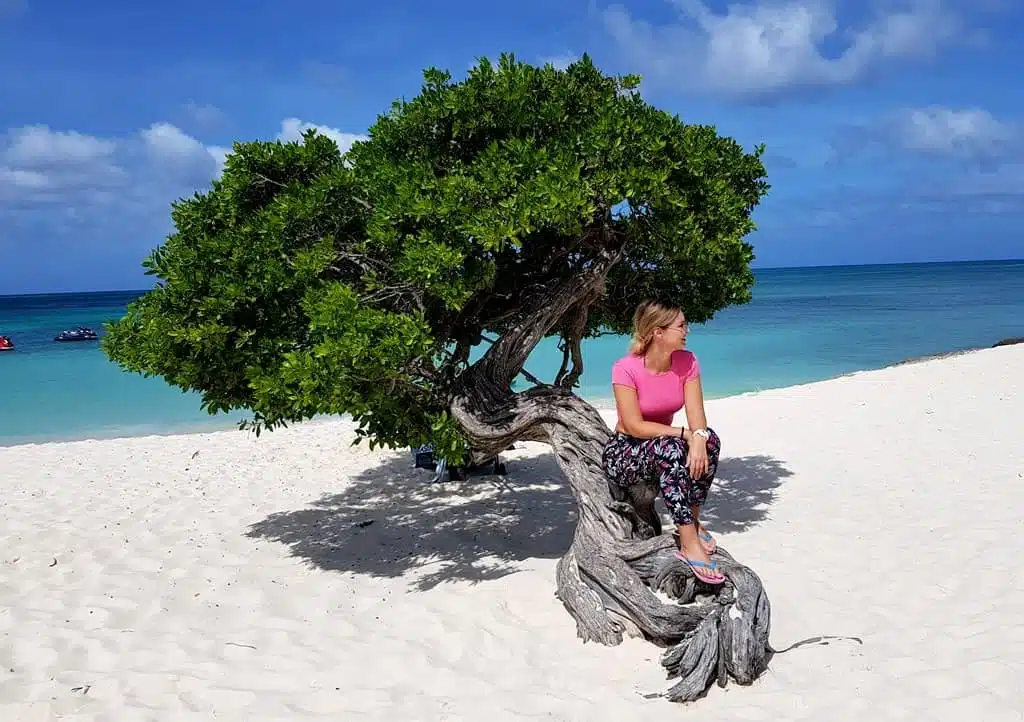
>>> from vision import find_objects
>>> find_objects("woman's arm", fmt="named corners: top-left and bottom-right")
top-left (613, 384), bottom-right (691, 440)
top-left (683, 375), bottom-right (709, 432)
top-left (683, 375), bottom-right (710, 478)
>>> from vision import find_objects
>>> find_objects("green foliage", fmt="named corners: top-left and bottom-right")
top-left (103, 53), bottom-right (769, 460)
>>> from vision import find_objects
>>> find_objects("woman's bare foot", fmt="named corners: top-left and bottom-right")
top-left (695, 524), bottom-right (716, 554)
top-left (691, 506), bottom-right (716, 554)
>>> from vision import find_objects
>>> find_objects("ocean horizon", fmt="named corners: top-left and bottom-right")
top-left (2, 258), bottom-right (1022, 447)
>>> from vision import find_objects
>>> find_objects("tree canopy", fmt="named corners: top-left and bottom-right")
top-left (103, 53), bottom-right (769, 461)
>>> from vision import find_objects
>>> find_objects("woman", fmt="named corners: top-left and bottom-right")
top-left (602, 300), bottom-right (724, 585)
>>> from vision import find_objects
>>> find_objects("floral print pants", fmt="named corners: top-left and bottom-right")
top-left (601, 429), bottom-right (721, 526)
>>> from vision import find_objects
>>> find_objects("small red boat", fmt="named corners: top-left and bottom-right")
top-left (0, 335), bottom-right (13, 351)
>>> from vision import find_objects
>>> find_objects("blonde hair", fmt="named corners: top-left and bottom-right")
top-left (629, 300), bottom-right (682, 355)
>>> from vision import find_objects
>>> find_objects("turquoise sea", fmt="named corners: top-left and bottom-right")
top-left (1, 259), bottom-right (1021, 446)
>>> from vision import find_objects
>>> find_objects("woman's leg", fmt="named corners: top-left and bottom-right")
top-left (604, 432), bottom-right (723, 582)
top-left (648, 435), bottom-right (723, 581)
top-left (601, 433), bottom-right (647, 487)
top-left (688, 429), bottom-right (722, 551)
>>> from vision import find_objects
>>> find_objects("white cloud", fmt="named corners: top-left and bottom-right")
top-left (142, 121), bottom-right (222, 164)
top-left (1, 125), bottom-right (127, 204)
top-left (0, 116), bottom-right (365, 253)
top-left (277, 118), bottom-right (367, 155)
top-left (539, 53), bottom-right (580, 71)
top-left (601, 0), bottom-right (969, 98)
top-left (894, 107), bottom-right (1015, 157)
top-left (834, 106), bottom-right (1019, 165)
top-left (0, 116), bottom-right (368, 291)
top-left (0, 168), bottom-right (48, 189)
top-left (207, 145), bottom-right (230, 173)
top-left (0, 123), bottom-right (210, 208)
top-left (141, 122), bottom-right (208, 157)
top-left (0, 117), bottom-right (366, 209)
top-left (6, 125), bottom-right (116, 166)
top-left (139, 121), bottom-right (227, 182)
top-left (183, 101), bottom-right (225, 129)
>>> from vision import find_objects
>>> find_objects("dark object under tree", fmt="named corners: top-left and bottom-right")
top-left (101, 54), bottom-right (773, 702)
top-left (412, 443), bottom-right (508, 482)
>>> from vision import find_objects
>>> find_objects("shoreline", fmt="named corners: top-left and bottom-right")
top-left (2, 340), bottom-right (1018, 451)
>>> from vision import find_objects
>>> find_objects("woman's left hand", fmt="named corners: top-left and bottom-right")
top-left (687, 435), bottom-right (709, 479)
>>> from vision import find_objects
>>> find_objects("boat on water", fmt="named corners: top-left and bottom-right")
top-left (0, 335), bottom-right (13, 351)
top-left (54, 327), bottom-right (99, 342)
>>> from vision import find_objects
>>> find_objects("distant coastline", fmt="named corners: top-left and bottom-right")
top-left (890, 336), bottom-right (1024, 366)
top-left (3, 257), bottom-right (1020, 299)
top-left (750, 257), bottom-right (1022, 272)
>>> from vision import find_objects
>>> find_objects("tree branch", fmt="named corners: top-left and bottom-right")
top-left (554, 303), bottom-right (587, 390)
top-left (253, 172), bottom-right (285, 188)
top-left (479, 334), bottom-right (547, 387)
top-left (467, 244), bottom-right (621, 394)
top-left (554, 336), bottom-right (571, 388)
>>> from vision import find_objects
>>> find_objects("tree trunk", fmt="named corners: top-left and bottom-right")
top-left (451, 384), bottom-right (773, 703)
top-left (447, 240), bottom-right (772, 701)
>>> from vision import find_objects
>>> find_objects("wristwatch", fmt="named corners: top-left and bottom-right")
top-left (692, 428), bottom-right (710, 440)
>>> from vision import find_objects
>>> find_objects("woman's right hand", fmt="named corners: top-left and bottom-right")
top-left (686, 435), bottom-right (709, 479)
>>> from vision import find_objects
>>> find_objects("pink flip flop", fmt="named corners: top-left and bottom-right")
top-left (675, 551), bottom-right (725, 585)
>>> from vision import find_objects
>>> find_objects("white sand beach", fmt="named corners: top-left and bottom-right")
top-left (1, 345), bottom-right (1022, 721)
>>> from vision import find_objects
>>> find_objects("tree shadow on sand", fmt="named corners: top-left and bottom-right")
top-left (246, 447), bottom-right (793, 590)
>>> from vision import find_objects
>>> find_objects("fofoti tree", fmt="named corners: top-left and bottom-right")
top-left (103, 54), bottom-right (773, 702)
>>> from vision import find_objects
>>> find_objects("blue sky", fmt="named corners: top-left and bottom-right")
top-left (1, 0), bottom-right (1022, 294)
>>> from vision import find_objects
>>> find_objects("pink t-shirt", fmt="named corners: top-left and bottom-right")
top-left (611, 350), bottom-right (701, 426)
